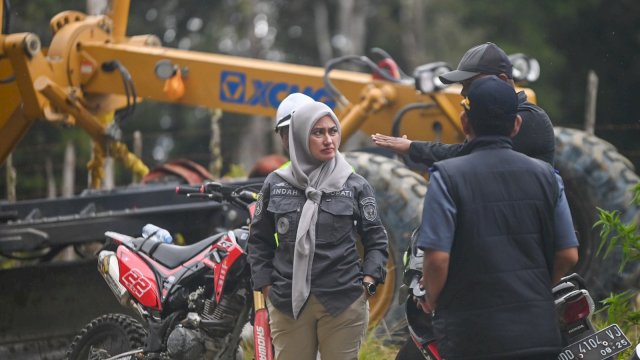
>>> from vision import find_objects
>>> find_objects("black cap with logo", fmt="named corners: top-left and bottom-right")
top-left (439, 42), bottom-right (513, 84)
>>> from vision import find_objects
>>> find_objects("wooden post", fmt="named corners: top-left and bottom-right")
top-left (132, 130), bottom-right (142, 183)
top-left (104, 156), bottom-right (114, 190)
top-left (584, 70), bottom-right (598, 135)
top-left (209, 109), bottom-right (223, 178)
top-left (62, 142), bottom-right (75, 197)
top-left (46, 157), bottom-right (56, 199)
top-left (61, 144), bottom-right (76, 261)
top-left (5, 154), bottom-right (16, 203)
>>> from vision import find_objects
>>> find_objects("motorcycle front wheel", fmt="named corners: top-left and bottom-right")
top-left (65, 313), bottom-right (147, 360)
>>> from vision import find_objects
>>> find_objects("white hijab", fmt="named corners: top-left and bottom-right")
top-left (275, 101), bottom-right (352, 319)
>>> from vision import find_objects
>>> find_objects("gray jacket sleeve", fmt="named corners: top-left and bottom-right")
top-left (355, 177), bottom-right (389, 283)
top-left (247, 176), bottom-right (276, 291)
top-left (409, 141), bottom-right (465, 166)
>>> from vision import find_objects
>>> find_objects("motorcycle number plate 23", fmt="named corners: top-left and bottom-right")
top-left (558, 324), bottom-right (631, 360)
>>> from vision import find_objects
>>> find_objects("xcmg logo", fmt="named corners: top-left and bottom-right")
top-left (219, 70), bottom-right (336, 109)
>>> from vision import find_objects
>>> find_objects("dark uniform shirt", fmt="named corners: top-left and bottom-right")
top-left (248, 172), bottom-right (388, 318)
top-left (409, 91), bottom-right (555, 166)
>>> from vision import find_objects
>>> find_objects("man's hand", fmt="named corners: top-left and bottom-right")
top-left (422, 250), bottom-right (450, 311)
top-left (412, 277), bottom-right (434, 314)
top-left (553, 247), bottom-right (579, 285)
top-left (371, 134), bottom-right (411, 155)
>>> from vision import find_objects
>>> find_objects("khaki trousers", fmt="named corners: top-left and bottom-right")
top-left (266, 293), bottom-right (369, 360)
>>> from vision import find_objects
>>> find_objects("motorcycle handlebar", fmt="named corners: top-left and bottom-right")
top-left (177, 181), bottom-right (259, 206)
top-left (559, 273), bottom-right (587, 289)
top-left (175, 185), bottom-right (203, 195)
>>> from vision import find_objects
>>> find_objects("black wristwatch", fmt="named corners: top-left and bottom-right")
top-left (363, 281), bottom-right (377, 296)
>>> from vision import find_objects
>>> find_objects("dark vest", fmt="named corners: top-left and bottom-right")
top-left (432, 136), bottom-right (562, 359)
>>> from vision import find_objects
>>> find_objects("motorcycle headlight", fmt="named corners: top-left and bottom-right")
top-left (413, 62), bottom-right (452, 93)
top-left (509, 53), bottom-right (540, 83)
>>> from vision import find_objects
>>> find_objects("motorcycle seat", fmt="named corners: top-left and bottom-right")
top-left (134, 233), bottom-right (225, 269)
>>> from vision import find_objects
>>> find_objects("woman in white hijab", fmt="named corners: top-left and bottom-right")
top-left (248, 97), bottom-right (389, 360)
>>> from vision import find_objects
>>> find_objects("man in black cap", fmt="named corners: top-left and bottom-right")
top-left (417, 76), bottom-right (578, 359)
top-left (372, 42), bottom-right (555, 166)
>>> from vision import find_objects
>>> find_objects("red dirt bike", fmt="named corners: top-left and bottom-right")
top-left (396, 230), bottom-right (633, 360)
top-left (66, 181), bottom-right (273, 360)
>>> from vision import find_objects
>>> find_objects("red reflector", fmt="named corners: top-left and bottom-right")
top-left (563, 296), bottom-right (591, 323)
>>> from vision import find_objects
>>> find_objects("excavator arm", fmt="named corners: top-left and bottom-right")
top-left (0, 0), bottom-right (465, 188)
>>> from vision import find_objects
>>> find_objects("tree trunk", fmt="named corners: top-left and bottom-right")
top-left (314, 1), bottom-right (333, 64)
top-left (336, 0), bottom-right (368, 56)
top-left (400, 0), bottom-right (427, 68)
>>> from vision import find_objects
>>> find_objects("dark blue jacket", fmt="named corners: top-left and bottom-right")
top-left (431, 136), bottom-right (562, 359)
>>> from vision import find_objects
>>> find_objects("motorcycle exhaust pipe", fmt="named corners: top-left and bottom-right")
top-left (253, 291), bottom-right (273, 360)
top-left (97, 250), bottom-right (131, 306)
top-left (628, 344), bottom-right (640, 360)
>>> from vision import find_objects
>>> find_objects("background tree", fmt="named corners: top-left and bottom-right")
top-left (2, 0), bottom-right (638, 199)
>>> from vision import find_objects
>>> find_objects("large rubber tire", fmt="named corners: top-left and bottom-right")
top-left (344, 152), bottom-right (427, 342)
top-left (554, 127), bottom-right (640, 299)
top-left (65, 313), bottom-right (147, 360)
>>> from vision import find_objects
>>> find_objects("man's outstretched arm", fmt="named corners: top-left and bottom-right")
top-left (371, 133), bottom-right (464, 166)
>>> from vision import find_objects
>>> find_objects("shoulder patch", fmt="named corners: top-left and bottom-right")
top-left (360, 197), bottom-right (378, 221)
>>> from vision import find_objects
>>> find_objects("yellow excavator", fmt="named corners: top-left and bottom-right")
top-left (1, 1), bottom-right (638, 358)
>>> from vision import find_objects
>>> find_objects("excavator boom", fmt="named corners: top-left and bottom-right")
top-left (0, 0), bottom-right (465, 178)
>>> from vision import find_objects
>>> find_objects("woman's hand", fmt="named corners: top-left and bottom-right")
top-left (363, 275), bottom-right (376, 298)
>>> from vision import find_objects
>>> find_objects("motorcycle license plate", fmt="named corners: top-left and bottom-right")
top-left (558, 324), bottom-right (631, 360)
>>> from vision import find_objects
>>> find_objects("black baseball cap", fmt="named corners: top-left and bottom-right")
top-left (439, 42), bottom-right (513, 84)
top-left (464, 75), bottom-right (517, 134)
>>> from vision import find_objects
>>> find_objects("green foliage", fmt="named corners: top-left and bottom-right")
top-left (595, 207), bottom-right (639, 271)
top-left (3, 0), bottom-right (640, 199)
top-left (358, 332), bottom-right (401, 360)
top-left (597, 291), bottom-right (640, 334)
top-left (595, 184), bottom-right (640, 270)
top-left (594, 182), bottom-right (640, 346)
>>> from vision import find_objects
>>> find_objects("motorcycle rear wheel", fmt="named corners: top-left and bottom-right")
top-left (65, 313), bottom-right (147, 360)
